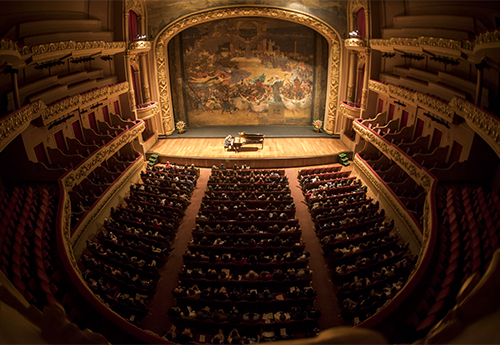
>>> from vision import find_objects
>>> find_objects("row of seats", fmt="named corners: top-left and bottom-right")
top-left (70, 149), bottom-right (142, 231)
top-left (403, 183), bottom-right (500, 339)
top-left (0, 184), bottom-right (70, 314)
top-left (78, 163), bottom-right (198, 324)
top-left (167, 167), bottom-right (321, 343)
top-left (299, 166), bottom-right (416, 325)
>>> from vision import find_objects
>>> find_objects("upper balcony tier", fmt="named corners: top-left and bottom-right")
top-left (370, 29), bottom-right (500, 65)
top-left (0, 38), bottom-right (126, 70)
top-left (0, 81), bottom-right (129, 153)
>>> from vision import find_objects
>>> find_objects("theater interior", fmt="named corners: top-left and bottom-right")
top-left (1, 0), bottom-right (500, 344)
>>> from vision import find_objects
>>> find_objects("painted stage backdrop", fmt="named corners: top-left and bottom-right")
top-left (168, 18), bottom-right (329, 127)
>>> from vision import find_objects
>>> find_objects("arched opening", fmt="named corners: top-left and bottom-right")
top-left (153, 7), bottom-right (342, 135)
top-left (166, 17), bottom-right (329, 129)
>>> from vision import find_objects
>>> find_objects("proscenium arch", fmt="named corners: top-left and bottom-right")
top-left (153, 5), bottom-right (342, 135)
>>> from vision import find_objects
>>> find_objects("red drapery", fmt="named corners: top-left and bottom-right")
top-left (357, 8), bottom-right (366, 40)
top-left (128, 10), bottom-right (138, 42)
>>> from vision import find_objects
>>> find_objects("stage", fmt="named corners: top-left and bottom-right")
top-left (148, 126), bottom-right (351, 168)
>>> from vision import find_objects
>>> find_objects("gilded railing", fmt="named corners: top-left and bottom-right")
top-left (353, 118), bottom-right (436, 191)
top-left (56, 151), bottom-right (163, 344)
top-left (0, 100), bottom-right (46, 152)
top-left (353, 153), bottom-right (438, 330)
top-left (136, 101), bottom-right (160, 120)
top-left (0, 39), bottom-right (126, 60)
top-left (450, 97), bottom-right (500, 158)
top-left (339, 101), bottom-right (361, 119)
top-left (0, 82), bottom-right (129, 151)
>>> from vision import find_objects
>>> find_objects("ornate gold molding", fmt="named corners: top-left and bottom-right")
top-left (339, 101), bottom-right (361, 119)
top-left (42, 95), bottom-right (81, 125)
top-left (24, 41), bottom-right (125, 58)
top-left (415, 92), bottom-right (454, 123)
top-left (387, 84), bottom-right (415, 104)
top-left (71, 156), bottom-right (143, 248)
top-left (62, 122), bottom-right (145, 191)
top-left (353, 120), bottom-right (436, 191)
top-left (354, 154), bottom-right (423, 242)
top-left (125, 0), bottom-right (144, 15)
top-left (0, 100), bottom-right (46, 152)
top-left (419, 36), bottom-right (463, 51)
top-left (109, 81), bottom-right (130, 96)
top-left (155, 6), bottom-right (341, 135)
top-left (136, 101), bottom-right (159, 120)
top-left (450, 97), bottom-right (500, 158)
top-left (37, 83), bottom-right (129, 126)
top-left (369, 80), bottom-right (388, 94)
top-left (475, 29), bottom-right (500, 46)
top-left (344, 38), bottom-right (366, 51)
top-left (128, 40), bottom-right (151, 53)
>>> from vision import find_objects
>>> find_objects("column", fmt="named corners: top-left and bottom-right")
top-left (360, 49), bottom-right (371, 112)
top-left (475, 62), bottom-right (484, 107)
top-left (125, 54), bottom-right (137, 111)
top-left (139, 53), bottom-right (151, 104)
top-left (11, 69), bottom-right (21, 110)
top-left (347, 50), bottom-right (357, 103)
top-left (134, 68), bottom-right (143, 107)
top-left (124, 12), bottom-right (130, 44)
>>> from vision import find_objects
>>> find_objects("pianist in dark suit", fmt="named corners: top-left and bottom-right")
top-left (224, 135), bottom-right (234, 150)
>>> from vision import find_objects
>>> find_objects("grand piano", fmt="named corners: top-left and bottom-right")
top-left (231, 132), bottom-right (265, 152)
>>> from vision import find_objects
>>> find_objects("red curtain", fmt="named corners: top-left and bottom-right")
top-left (72, 120), bottom-right (84, 142)
top-left (129, 10), bottom-right (138, 42)
top-left (114, 100), bottom-right (120, 115)
top-left (88, 112), bottom-right (98, 132)
top-left (357, 8), bottom-right (366, 39)
top-left (102, 105), bottom-right (110, 124)
top-left (54, 130), bottom-right (67, 153)
top-left (34, 143), bottom-right (49, 166)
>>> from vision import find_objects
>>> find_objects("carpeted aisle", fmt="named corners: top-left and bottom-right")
top-left (141, 168), bottom-right (211, 335)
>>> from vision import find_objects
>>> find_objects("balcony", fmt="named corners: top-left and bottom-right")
top-left (340, 100), bottom-right (361, 119)
top-left (344, 37), bottom-right (367, 51)
top-left (128, 40), bottom-right (151, 55)
top-left (136, 101), bottom-right (159, 120)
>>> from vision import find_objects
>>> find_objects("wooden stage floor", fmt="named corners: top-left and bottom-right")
top-left (148, 138), bottom-right (351, 168)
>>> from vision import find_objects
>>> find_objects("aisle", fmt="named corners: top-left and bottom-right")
top-left (285, 168), bottom-right (345, 329)
top-left (141, 168), bottom-right (211, 335)
top-left (141, 166), bottom-right (345, 337)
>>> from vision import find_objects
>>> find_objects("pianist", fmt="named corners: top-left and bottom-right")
top-left (224, 134), bottom-right (234, 150)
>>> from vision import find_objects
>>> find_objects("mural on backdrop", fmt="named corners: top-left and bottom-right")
top-left (168, 18), bottom-right (329, 127)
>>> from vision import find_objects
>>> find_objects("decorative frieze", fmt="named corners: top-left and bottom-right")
top-left (450, 97), bottom-right (500, 157)
top-left (62, 121), bottom-right (145, 191)
top-left (136, 101), bottom-right (160, 120)
top-left (0, 100), bottom-right (46, 151)
top-left (109, 81), bottom-right (129, 96)
top-left (369, 80), bottom-right (388, 94)
top-left (415, 93), bottom-right (454, 123)
top-left (339, 101), bottom-right (361, 119)
top-left (129, 40), bottom-right (151, 53)
top-left (344, 38), bottom-right (366, 51)
top-left (42, 95), bottom-right (81, 125)
top-left (387, 84), bottom-right (415, 104)
top-left (353, 119), bottom-right (436, 191)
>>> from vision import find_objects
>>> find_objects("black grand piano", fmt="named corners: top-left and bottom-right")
top-left (230, 132), bottom-right (265, 152)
